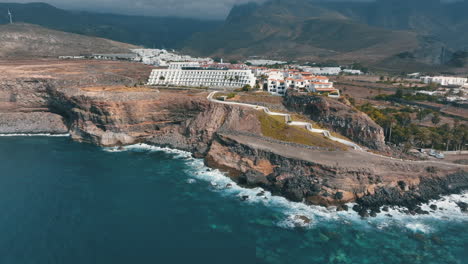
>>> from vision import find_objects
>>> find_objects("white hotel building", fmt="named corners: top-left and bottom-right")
top-left (421, 76), bottom-right (468, 87)
top-left (147, 68), bottom-right (256, 88)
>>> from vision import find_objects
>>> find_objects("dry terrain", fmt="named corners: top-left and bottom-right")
top-left (0, 23), bottom-right (138, 58)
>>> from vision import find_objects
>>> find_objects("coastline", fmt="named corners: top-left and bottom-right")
top-left (0, 63), bottom-right (467, 216)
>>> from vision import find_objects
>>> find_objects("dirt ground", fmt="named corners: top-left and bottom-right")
top-left (0, 59), bottom-right (154, 83)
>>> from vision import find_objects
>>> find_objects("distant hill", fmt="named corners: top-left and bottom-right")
top-left (182, 0), bottom-right (420, 66)
top-left (0, 2), bottom-right (221, 49)
top-left (0, 23), bottom-right (138, 58)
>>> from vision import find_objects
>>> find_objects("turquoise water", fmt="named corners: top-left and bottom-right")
top-left (0, 137), bottom-right (466, 264)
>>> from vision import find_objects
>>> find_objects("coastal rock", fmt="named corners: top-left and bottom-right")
top-left (0, 112), bottom-right (68, 134)
top-left (457, 202), bottom-right (468, 213)
top-left (283, 92), bottom-right (387, 151)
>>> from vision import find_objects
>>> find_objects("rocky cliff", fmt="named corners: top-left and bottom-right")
top-left (1, 61), bottom-right (466, 215)
top-left (284, 92), bottom-right (387, 151)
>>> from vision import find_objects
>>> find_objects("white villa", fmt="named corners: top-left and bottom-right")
top-left (421, 76), bottom-right (468, 87)
top-left (147, 68), bottom-right (256, 88)
top-left (265, 69), bottom-right (339, 97)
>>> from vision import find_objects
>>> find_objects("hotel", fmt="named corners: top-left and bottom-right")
top-left (147, 68), bottom-right (256, 88)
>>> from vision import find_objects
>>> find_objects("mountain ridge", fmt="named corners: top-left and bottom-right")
top-left (0, 23), bottom-right (138, 58)
top-left (182, 0), bottom-right (467, 70)
top-left (0, 2), bottom-right (222, 49)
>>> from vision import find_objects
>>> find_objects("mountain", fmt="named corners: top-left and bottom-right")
top-left (182, 0), bottom-right (420, 65)
top-left (181, 0), bottom-right (468, 70)
top-left (0, 23), bottom-right (138, 58)
top-left (321, 0), bottom-right (468, 51)
top-left (0, 2), bottom-right (221, 49)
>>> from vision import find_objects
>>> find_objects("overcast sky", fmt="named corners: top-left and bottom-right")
top-left (1, 0), bottom-right (461, 19)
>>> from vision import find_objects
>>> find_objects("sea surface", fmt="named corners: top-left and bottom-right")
top-left (0, 136), bottom-right (466, 264)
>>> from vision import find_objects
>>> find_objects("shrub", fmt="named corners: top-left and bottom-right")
top-left (242, 85), bottom-right (252, 92)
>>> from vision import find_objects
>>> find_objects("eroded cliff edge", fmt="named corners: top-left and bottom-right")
top-left (1, 71), bottom-right (467, 214)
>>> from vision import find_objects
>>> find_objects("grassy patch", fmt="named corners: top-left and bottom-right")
top-left (257, 112), bottom-right (348, 150)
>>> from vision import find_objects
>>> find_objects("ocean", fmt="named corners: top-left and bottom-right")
top-left (0, 136), bottom-right (466, 264)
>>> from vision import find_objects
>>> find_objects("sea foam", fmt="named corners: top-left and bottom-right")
top-left (103, 143), bottom-right (468, 232)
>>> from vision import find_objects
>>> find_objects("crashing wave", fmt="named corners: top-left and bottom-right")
top-left (104, 143), bottom-right (468, 233)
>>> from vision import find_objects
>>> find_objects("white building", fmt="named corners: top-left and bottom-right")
top-left (246, 59), bottom-right (287, 66)
top-left (147, 68), bottom-right (255, 88)
top-left (303, 67), bottom-right (342, 76)
top-left (264, 69), bottom-right (338, 96)
top-left (131, 49), bottom-right (213, 66)
top-left (342, 69), bottom-right (363, 75)
top-left (421, 76), bottom-right (468, 87)
top-left (267, 79), bottom-right (287, 96)
top-left (168, 62), bottom-right (200, 69)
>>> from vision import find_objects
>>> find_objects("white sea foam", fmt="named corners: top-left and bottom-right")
top-left (103, 143), bottom-right (468, 232)
top-left (405, 223), bottom-right (433, 234)
top-left (0, 133), bottom-right (70, 137)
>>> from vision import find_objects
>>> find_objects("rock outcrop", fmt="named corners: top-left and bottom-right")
top-left (284, 92), bottom-right (387, 151)
top-left (205, 133), bottom-right (468, 208)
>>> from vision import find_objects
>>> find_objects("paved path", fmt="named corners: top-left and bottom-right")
top-left (207, 91), bottom-right (362, 150)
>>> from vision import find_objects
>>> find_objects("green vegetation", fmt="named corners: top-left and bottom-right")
top-left (241, 85), bottom-right (252, 92)
top-left (257, 112), bottom-right (347, 150)
top-left (375, 88), bottom-right (441, 103)
top-left (359, 103), bottom-right (467, 151)
top-left (227, 92), bottom-right (236, 99)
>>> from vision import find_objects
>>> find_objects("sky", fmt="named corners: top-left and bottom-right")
top-left (0, 0), bottom-right (462, 19)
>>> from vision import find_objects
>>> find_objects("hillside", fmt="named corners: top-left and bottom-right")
top-left (0, 2), bottom-right (221, 49)
top-left (322, 0), bottom-right (468, 51)
top-left (0, 23), bottom-right (138, 58)
top-left (183, 0), bottom-right (420, 65)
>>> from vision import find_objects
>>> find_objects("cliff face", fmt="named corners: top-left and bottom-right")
top-left (205, 133), bottom-right (468, 209)
top-left (0, 76), bottom-right (261, 155)
top-left (284, 93), bottom-right (387, 151)
top-left (1, 65), bottom-right (467, 212)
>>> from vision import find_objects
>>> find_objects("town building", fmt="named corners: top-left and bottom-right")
top-left (421, 76), bottom-right (468, 87)
top-left (147, 68), bottom-right (256, 88)
top-left (342, 69), bottom-right (363, 75)
top-left (264, 69), bottom-right (339, 97)
top-left (91, 53), bottom-right (138, 61)
top-left (245, 59), bottom-right (287, 66)
top-left (168, 62), bottom-right (200, 69)
top-left (303, 67), bottom-right (342, 76)
top-left (131, 49), bottom-right (213, 66)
